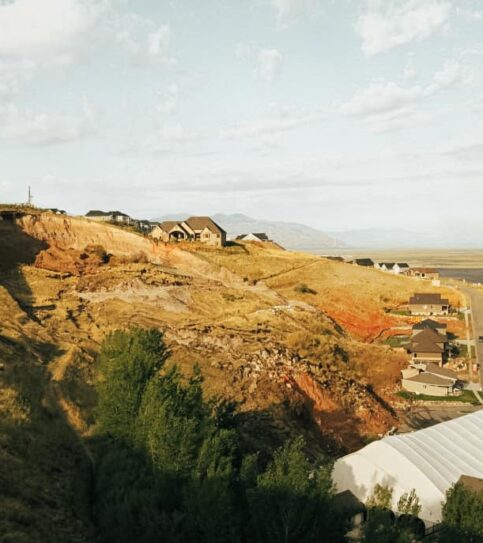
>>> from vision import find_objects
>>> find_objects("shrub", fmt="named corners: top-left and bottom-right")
top-left (295, 284), bottom-right (317, 295)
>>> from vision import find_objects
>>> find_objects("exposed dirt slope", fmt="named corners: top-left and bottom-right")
top-left (0, 212), bottom-right (454, 539)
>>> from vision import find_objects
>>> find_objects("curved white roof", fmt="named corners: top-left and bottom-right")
top-left (332, 410), bottom-right (483, 524)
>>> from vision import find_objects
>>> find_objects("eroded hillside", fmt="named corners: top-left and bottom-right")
top-left (0, 212), bottom-right (458, 540)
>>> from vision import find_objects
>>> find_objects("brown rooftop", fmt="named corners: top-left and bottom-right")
top-left (409, 293), bottom-right (449, 305)
top-left (424, 362), bottom-right (458, 380)
top-left (405, 373), bottom-right (454, 386)
top-left (184, 216), bottom-right (226, 235)
top-left (413, 319), bottom-right (447, 331)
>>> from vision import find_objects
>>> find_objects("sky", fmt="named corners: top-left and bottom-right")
top-left (1, 0), bottom-right (483, 240)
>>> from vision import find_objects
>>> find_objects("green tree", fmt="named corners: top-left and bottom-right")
top-left (246, 437), bottom-right (346, 543)
top-left (440, 482), bottom-right (483, 542)
top-left (96, 328), bottom-right (168, 441)
top-left (367, 484), bottom-right (393, 510)
top-left (397, 489), bottom-right (422, 517)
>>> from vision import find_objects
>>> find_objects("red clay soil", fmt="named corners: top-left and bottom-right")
top-left (322, 304), bottom-right (400, 343)
top-left (293, 373), bottom-right (396, 452)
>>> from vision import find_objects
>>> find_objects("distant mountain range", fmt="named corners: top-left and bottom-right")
top-left (151, 214), bottom-right (482, 250)
top-left (152, 213), bottom-right (340, 250)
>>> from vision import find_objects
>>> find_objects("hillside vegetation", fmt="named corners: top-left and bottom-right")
top-left (0, 212), bottom-right (459, 540)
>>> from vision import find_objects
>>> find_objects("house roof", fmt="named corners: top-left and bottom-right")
top-left (354, 258), bottom-right (374, 266)
top-left (412, 267), bottom-right (438, 273)
top-left (412, 328), bottom-right (447, 343)
top-left (158, 221), bottom-right (190, 234)
top-left (405, 372), bottom-right (453, 387)
top-left (409, 293), bottom-right (449, 305)
top-left (184, 216), bottom-right (226, 235)
top-left (457, 475), bottom-right (483, 494)
top-left (397, 263), bottom-right (410, 268)
top-left (405, 373), bottom-right (454, 386)
top-left (237, 232), bottom-right (270, 241)
top-left (410, 332), bottom-right (445, 354)
top-left (86, 210), bottom-right (111, 217)
top-left (86, 210), bottom-right (130, 217)
top-left (380, 262), bottom-right (396, 269)
top-left (413, 319), bottom-right (447, 331)
top-left (424, 362), bottom-right (458, 380)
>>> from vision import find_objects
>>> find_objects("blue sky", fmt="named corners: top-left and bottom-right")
top-left (1, 0), bottom-right (483, 239)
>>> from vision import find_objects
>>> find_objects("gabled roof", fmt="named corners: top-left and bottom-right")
top-left (412, 328), bottom-right (447, 343)
top-left (405, 373), bottom-right (454, 386)
top-left (184, 216), bottom-right (226, 235)
top-left (354, 258), bottom-right (374, 266)
top-left (86, 210), bottom-right (111, 217)
top-left (158, 221), bottom-right (190, 234)
top-left (413, 319), bottom-right (447, 331)
top-left (380, 262), bottom-right (396, 269)
top-left (237, 232), bottom-right (269, 241)
top-left (409, 293), bottom-right (449, 305)
top-left (397, 263), bottom-right (410, 268)
top-left (424, 362), bottom-right (458, 380)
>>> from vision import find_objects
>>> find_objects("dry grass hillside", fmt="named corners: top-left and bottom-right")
top-left (0, 212), bottom-right (461, 540)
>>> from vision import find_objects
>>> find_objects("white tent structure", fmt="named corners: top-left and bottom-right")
top-left (332, 410), bottom-right (483, 526)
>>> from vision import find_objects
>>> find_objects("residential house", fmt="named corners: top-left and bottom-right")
top-left (378, 262), bottom-right (410, 274)
top-left (409, 327), bottom-right (447, 365)
top-left (150, 221), bottom-right (191, 242)
top-left (352, 258), bottom-right (375, 267)
top-left (150, 216), bottom-right (226, 247)
top-left (236, 233), bottom-right (270, 242)
top-left (411, 319), bottom-right (447, 337)
top-left (135, 220), bottom-right (156, 233)
top-left (85, 210), bottom-right (132, 224)
top-left (401, 362), bottom-right (458, 397)
top-left (408, 293), bottom-right (450, 315)
top-left (457, 475), bottom-right (483, 494)
top-left (408, 268), bottom-right (440, 280)
top-left (46, 208), bottom-right (66, 215)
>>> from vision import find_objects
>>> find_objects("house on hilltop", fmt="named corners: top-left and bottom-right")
top-left (377, 262), bottom-right (410, 274)
top-left (408, 268), bottom-right (440, 280)
top-left (408, 293), bottom-right (450, 315)
top-left (236, 233), bottom-right (270, 242)
top-left (352, 258), bottom-right (375, 267)
top-left (150, 216), bottom-right (226, 247)
top-left (85, 210), bottom-right (132, 224)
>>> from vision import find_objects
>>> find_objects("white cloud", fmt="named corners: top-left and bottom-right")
top-left (220, 105), bottom-right (326, 138)
top-left (113, 16), bottom-right (175, 66)
top-left (340, 81), bottom-right (424, 116)
top-left (256, 49), bottom-right (283, 82)
top-left (404, 58), bottom-right (417, 80)
top-left (269, 0), bottom-right (316, 28)
top-left (356, 0), bottom-right (451, 56)
top-left (235, 42), bottom-right (255, 61)
top-left (155, 84), bottom-right (179, 115)
top-left (0, 0), bottom-right (106, 66)
top-left (432, 60), bottom-right (476, 88)
top-left (0, 101), bottom-right (98, 145)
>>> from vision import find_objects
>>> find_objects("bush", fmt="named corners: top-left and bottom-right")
top-left (295, 284), bottom-right (317, 295)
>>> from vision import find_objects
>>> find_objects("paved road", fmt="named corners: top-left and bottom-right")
top-left (459, 286), bottom-right (483, 387)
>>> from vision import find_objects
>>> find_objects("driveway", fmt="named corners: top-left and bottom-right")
top-left (459, 286), bottom-right (483, 387)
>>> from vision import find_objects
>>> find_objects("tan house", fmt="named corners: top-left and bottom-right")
top-left (401, 362), bottom-right (458, 396)
top-left (150, 216), bottom-right (226, 247)
top-left (408, 293), bottom-right (450, 315)
top-left (408, 268), bottom-right (440, 280)
top-left (409, 327), bottom-right (447, 365)
top-left (85, 210), bottom-right (132, 224)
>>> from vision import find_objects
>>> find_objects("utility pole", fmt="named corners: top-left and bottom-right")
top-left (27, 185), bottom-right (33, 206)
